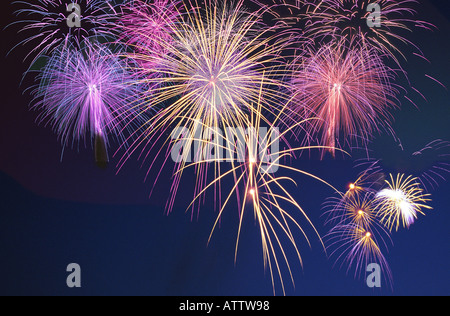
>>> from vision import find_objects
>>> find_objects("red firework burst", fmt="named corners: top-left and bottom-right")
top-left (289, 41), bottom-right (399, 157)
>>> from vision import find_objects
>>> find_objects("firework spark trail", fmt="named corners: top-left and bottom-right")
top-left (323, 197), bottom-right (394, 289)
top-left (375, 173), bottom-right (432, 231)
top-left (346, 161), bottom-right (386, 197)
top-left (286, 0), bottom-right (435, 64)
top-left (323, 190), bottom-right (384, 230)
top-left (267, 0), bottom-right (443, 108)
top-left (322, 157), bottom-right (395, 288)
top-left (323, 153), bottom-right (437, 281)
top-left (321, 167), bottom-right (385, 236)
top-left (289, 41), bottom-right (398, 157)
top-left (325, 222), bottom-right (393, 288)
top-left (32, 40), bottom-right (143, 166)
top-left (175, 76), bottom-right (344, 294)
top-left (118, 0), bottom-right (182, 69)
top-left (10, 0), bottom-right (120, 71)
top-left (355, 138), bottom-right (450, 193)
top-left (116, 0), bottom-right (293, 213)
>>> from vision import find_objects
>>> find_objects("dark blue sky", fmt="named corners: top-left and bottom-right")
top-left (0, 0), bottom-right (449, 295)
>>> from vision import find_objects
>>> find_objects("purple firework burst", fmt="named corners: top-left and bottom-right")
top-left (32, 40), bottom-right (143, 166)
top-left (11, 0), bottom-right (120, 68)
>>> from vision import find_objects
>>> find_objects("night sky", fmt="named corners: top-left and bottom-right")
top-left (0, 0), bottom-right (449, 296)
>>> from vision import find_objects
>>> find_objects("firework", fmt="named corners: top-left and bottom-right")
top-left (118, 0), bottom-right (182, 68)
top-left (323, 179), bottom-right (391, 251)
top-left (129, 0), bottom-right (289, 118)
top-left (344, 159), bottom-right (386, 199)
top-left (323, 187), bottom-right (393, 289)
top-left (375, 174), bottom-right (432, 231)
top-left (322, 156), bottom-right (393, 287)
top-left (325, 222), bottom-right (392, 288)
top-left (11, 0), bottom-right (120, 68)
top-left (286, 0), bottom-right (434, 64)
top-left (117, 0), bottom-right (291, 211)
top-left (324, 192), bottom-right (379, 229)
top-left (32, 40), bottom-right (143, 166)
top-left (356, 138), bottom-right (450, 192)
top-left (289, 42), bottom-right (398, 157)
top-left (178, 80), bottom-right (341, 295)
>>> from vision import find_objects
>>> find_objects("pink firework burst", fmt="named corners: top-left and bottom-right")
top-left (290, 42), bottom-right (399, 157)
top-left (118, 0), bottom-right (183, 68)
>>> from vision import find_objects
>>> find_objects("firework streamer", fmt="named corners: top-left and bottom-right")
top-left (289, 41), bottom-right (398, 157)
top-left (322, 157), bottom-right (393, 288)
top-left (118, 0), bottom-right (183, 68)
top-left (32, 40), bottom-right (144, 167)
top-left (177, 76), bottom-right (343, 295)
top-left (268, 0), bottom-right (443, 112)
top-left (357, 138), bottom-right (450, 192)
top-left (10, 0), bottom-right (120, 71)
top-left (117, 0), bottom-right (292, 214)
top-left (284, 0), bottom-right (435, 64)
top-left (325, 221), bottom-right (393, 289)
top-left (375, 173), bottom-right (432, 231)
